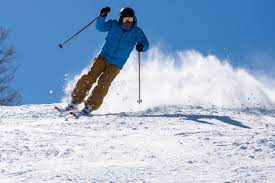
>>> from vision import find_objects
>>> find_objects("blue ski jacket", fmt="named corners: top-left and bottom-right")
top-left (96, 16), bottom-right (149, 69)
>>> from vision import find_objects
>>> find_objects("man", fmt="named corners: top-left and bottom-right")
top-left (66, 7), bottom-right (149, 115)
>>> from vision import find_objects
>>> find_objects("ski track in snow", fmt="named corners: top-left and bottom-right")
top-left (0, 104), bottom-right (274, 183)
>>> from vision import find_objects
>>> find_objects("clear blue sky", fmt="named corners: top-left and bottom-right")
top-left (1, 0), bottom-right (275, 104)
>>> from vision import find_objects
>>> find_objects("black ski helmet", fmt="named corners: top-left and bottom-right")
top-left (119, 7), bottom-right (135, 22)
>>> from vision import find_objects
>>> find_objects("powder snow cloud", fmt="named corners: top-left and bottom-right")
top-left (63, 47), bottom-right (275, 113)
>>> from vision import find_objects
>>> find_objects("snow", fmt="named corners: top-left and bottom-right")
top-left (0, 104), bottom-right (274, 182)
top-left (63, 48), bottom-right (275, 113)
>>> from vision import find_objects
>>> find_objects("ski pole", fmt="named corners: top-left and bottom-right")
top-left (58, 15), bottom-right (100, 48)
top-left (137, 51), bottom-right (143, 104)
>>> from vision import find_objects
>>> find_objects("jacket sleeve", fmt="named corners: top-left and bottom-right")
top-left (137, 29), bottom-right (149, 52)
top-left (96, 16), bottom-right (112, 32)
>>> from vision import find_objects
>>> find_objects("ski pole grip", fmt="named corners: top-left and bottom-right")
top-left (58, 44), bottom-right (63, 48)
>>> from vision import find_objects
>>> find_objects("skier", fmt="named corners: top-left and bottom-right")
top-left (65, 7), bottom-right (149, 115)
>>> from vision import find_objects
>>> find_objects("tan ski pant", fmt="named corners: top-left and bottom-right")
top-left (71, 56), bottom-right (120, 110)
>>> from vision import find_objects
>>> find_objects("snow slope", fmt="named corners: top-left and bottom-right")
top-left (0, 104), bottom-right (274, 182)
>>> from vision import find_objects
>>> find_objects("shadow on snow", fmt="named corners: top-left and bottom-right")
top-left (104, 113), bottom-right (251, 129)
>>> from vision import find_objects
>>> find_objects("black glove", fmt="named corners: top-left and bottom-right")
top-left (136, 43), bottom-right (144, 52)
top-left (100, 7), bottom-right (111, 17)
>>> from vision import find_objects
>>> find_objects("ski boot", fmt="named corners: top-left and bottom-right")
top-left (65, 100), bottom-right (78, 111)
top-left (80, 104), bottom-right (93, 116)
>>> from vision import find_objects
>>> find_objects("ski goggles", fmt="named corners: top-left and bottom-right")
top-left (122, 17), bottom-right (134, 23)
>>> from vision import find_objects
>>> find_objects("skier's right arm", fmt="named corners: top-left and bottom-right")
top-left (96, 17), bottom-right (112, 32)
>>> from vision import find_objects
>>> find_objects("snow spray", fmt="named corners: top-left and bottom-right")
top-left (63, 47), bottom-right (275, 113)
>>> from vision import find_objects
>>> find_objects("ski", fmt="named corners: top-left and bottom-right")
top-left (69, 111), bottom-right (81, 119)
top-left (54, 106), bottom-right (92, 119)
top-left (54, 106), bottom-right (78, 116)
top-left (54, 106), bottom-right (78, 115)
top-left (69, 111), bottom-right (93, 119)
top-left (54, 106), bottom-right (69, 113)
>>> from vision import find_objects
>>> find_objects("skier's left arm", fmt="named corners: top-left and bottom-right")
top-left (136, 29), bottom-right (149, 52)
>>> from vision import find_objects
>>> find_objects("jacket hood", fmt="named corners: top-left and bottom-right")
top-left (133, 15), bottom-right (138, 26)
